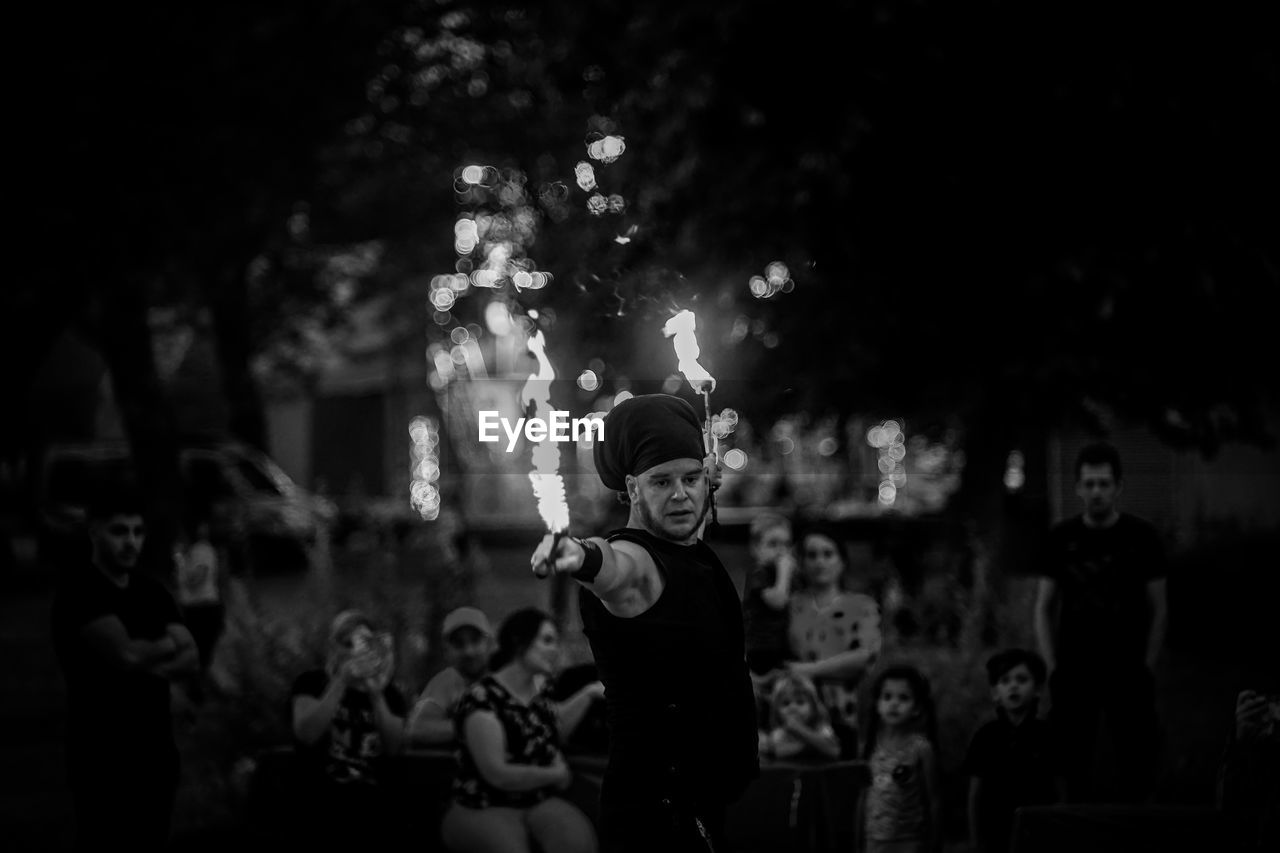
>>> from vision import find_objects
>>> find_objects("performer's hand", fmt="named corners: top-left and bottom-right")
top-left (703, 452), bottom-right (722, 491)
top-left (531, 533), bottom-right (583, 578)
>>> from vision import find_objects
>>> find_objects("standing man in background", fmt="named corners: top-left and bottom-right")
top-left (52, 487), bottom-right (199, 850)
top-left (1034, 442), bottom-right (1168, 802)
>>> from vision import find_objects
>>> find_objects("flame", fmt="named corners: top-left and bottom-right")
top-left (662, 310), bottom-right (716, 393)
top-left (522, 329), bottom-right (570, 534)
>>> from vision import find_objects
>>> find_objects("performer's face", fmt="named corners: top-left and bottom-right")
top-left (90, 513), bottom-right (146, 572)
top-left (628, 458), bottom-right (709, 543)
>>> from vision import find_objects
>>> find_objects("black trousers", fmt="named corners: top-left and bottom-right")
top-left (1050, 663), bottom-right (1160, 803)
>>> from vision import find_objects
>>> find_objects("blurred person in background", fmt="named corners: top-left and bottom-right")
top-left (741, 512), bottom-right (797, 725)
top-left (173, 516), bottom-right (225, 699)
top-left (441, 608), bottom-right (597, 853)
top-left (787, 525), bottom-right (883, 759)
top-left (291, 609), bottom-right (406, 843)
top-left (1033, 442), bottom-right (1167, 802)
top-left (963, 648), bottom-right (1064, 853)
top-left (408, 606), bottom-right (496, 746)
top-left (52, 486), bottom-right (199, 851)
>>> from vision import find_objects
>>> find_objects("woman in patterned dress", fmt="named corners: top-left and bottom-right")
top-left (786, 527), bottom-right (883, 758)
top-left (441, 608), bottom-right (597, 853)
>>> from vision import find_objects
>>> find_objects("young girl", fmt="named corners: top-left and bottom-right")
top-left (759, 673), bottom-right (841, 761)
top-left (859, 665), bottom-right (940, 853)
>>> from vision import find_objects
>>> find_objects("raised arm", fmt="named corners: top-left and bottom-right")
top-left (368, 686), bottom-right (406, 756)
top-left (462, 710), bottom-right (570, 792)
top-left (533, 535), bottom-right (656, 616)
top-left (1033, 578), bottom-right (1058, 673)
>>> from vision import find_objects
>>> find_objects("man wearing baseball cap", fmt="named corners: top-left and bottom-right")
top-left (408, 606), bottom-right (494, 746)
top-left (532, 394), bottom-right (758, 852)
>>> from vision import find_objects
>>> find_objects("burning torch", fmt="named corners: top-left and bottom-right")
top-left (522, 328), bottom-right (571, 577)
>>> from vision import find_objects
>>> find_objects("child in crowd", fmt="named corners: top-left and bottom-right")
top-left (741, 513), bottom-right (796, 723)
top-left (963, 649), bottom-right (1063, 853)
top-left (759, 673), bottom-right (841, 762)
top-left (858, 664), bottom-right (940, 853)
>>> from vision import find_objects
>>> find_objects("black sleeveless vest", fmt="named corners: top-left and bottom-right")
top-left (579, 528), bottom-right (759, 809)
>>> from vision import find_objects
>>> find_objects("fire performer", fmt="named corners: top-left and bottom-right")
top-left (531, 394), bottom-right (758, 852)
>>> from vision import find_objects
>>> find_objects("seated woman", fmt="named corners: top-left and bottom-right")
top-left (786, 527), bottom-right (882, 758)
top-left (441, 608), bottom-right (598, 853)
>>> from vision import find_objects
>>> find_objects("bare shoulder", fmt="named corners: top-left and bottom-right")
top-left (601, 538), bottom-right (662, 618)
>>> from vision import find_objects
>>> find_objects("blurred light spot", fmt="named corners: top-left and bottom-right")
top-left (587, 194), bottom-right (607, 215)
top-left (762, 332), bottom-right (780, 349)
top-left (512, 270), bottom-right (533, 290)
top-left (450, 327), bottom-right (471, 345)
top-left (662, 374), bottom-right (682, 394)
top-left (433, 310), bottom-right (452, 326)
top-left (888, 444), bottom-right (906, 462)
top-left (1004, 450), bottom-right (1026, 492)
top-left (778, 437), bottom-right (795, 455)
top-left (878, 482), bottom-right (897, 505)
top-left (749, 276), bottom-right (770, 298)
top-left (607, 194), bottom-right (626, 214)
top-left (432, 289), bottom-right (457, 310)
top-left (877, 456), bottom-right (895, 474)
top-left (455, 257), bottom-right (473, 274)
top-left (724, 448), bottom-right (748, 470)
top-left (575, 161), bottom-right (597, 191)
top-left (867, 426), bottom-right (885, 448)
top-left (484, 301), bottom-right (513, 336)
top-left (450, 345), bottom-right (468, 365)
top-left (577, 369), bottom-right (600, 391)
top-left (614, 390), bottom-right (634, 404)
top-left (728, 315), bottom-right (750, 344)
top-left (818, 437), bottom-right (838, 456)
top-left (589, 358), bottom-right (606, 373)
top-left (461, 165), bottom-right (485, 185)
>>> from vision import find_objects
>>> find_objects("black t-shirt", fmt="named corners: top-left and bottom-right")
top-left (1041, 513), bottom-right (1165, 667)
top-left (51, 563), bottom-right (183, 762)
top-left (579, 528), bottom-right (759, 809)
top-left (291, 669), bottom-right (407, 785)
top-left (963, 709), bottom-right (1061, 850)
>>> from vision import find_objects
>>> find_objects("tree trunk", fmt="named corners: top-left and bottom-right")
top-left (207, 257), bottom-right (268, 450)
top-left (90, 278), bottom-right (184, 578)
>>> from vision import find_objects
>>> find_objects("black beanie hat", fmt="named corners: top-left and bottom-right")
top-left (593, 394), bottom-right (705, 491)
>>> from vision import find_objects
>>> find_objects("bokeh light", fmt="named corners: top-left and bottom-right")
top-left (724, 448), bottom-right (748, 470)
top-left (575, 161), bottom-right (596, 191)
top-left (577, 369), bottom-right (600, 391)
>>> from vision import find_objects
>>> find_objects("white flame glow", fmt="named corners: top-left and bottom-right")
top-left (521, 330), bottom-right (570, 533)
top-left (661, 310), bottom-right (716, 393)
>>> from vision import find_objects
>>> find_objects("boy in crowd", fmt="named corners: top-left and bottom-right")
top-left (964, 649), bottom-right (1063, 853)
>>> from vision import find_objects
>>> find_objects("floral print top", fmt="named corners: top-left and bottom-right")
top-left (452, 675), bottom-right (561, 809)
